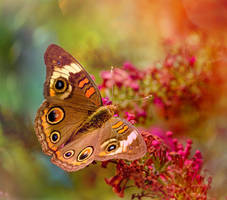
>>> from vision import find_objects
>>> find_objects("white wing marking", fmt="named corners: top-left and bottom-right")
top-left (109, 130), bottom-right (138, 155)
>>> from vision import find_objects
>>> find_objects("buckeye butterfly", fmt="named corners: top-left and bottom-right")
top-left (34, 44), bottom-right (147, 172)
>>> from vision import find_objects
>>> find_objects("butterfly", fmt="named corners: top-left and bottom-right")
top-left (34, 44), bottom-right (147, 172)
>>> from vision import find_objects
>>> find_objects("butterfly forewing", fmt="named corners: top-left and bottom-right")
top-left (44, 44), bottom-right (102, 109)
top-left (35, 44), bottom-right (102, 156)
top-left (35, 100), bottom-right (89, 155)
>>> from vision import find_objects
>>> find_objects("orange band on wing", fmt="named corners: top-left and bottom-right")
top-left (49, 89), bottom-right (55, 96)
top-left (112, 121), bottom-right (123, 129)
top-left (78, 78), bottom-right (89, 88)
top-left (118, 125), bottom-right (128, 134)
top-left (85, 87), bottom-right (95, 98)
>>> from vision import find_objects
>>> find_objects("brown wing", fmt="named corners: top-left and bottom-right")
top-left (51, 129), bottom-right (99, 172)
top-left (44, 44), bottom-right (102, 110)
top-left (34, 100), bottom-right (89, 156)
top-left (95, 117), bottom-right (147, 161)
top-left (35, 44), bottom-right (103, 156)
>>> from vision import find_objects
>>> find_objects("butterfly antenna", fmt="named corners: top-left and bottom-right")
top-left (110, 66), bottom-right (114, 103)
top-left (122, 95), bottom-right (153, 104)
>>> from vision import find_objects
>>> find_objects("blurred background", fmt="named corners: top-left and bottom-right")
top-left (0, 0), bottom-right (227, 199)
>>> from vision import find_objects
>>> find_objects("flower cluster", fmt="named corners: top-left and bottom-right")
top-left (102, 130), bottom-right (211, 199)
top-left (99, 48), bottom-right (219, 134)
top-left (99, 48), bottom-right (215, 199)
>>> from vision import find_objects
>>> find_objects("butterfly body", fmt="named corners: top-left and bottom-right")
top-left (34, 44), bottom-right (147, 172)
top-left (76, 105), bottom-right (117, 135)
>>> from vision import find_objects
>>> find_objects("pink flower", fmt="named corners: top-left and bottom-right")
top-left (102, 131), bottom-right (211, 199)
top-left (189, 56), bottom-right (196, 66)
top-left (153, 97), bottom-right (164, 108)
top-left (99, 48), bottom-right (218, 137)
top-left (105, 175), bottom-right (125, 197)
top-left (125, 112), bottom-right (136, 124)
top-left (97, 48), bottom-right (217, 198)
top-left (123, 61), bottom-right (145, 80)
top-left (129, 82), bottom-right (140, 91)
top-left (102, 97), bottom-right (112, 105)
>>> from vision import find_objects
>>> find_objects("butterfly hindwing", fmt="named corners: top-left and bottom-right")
top-left (51, 129), bottom-right (99, 172)
top-left (50, 117), bottom-right (147, 172)
top-left (95, 117), bottom-right (147, 161)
